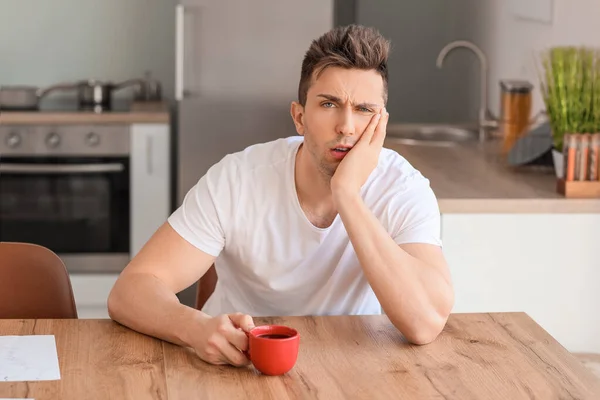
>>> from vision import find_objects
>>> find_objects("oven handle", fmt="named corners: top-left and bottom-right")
top-left (0, 163), bottom-right (125, 174)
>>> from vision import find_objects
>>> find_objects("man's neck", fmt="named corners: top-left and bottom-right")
top-left (294, 144), bottom-right (337, 228)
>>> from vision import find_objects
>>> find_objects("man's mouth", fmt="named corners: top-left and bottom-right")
top-left (330, 145), bottom-right (353, 160)
top-left (331, 143), bottom-right (354, 151)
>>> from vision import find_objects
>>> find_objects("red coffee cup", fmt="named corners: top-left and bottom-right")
top-left (244, 325), bottom-right (299, 376)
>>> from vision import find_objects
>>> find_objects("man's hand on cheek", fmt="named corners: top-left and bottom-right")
top-left (331, 107), bottom-right (389, 202)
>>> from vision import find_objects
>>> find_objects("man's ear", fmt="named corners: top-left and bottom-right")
top-left (290, 101), bottom-right (305, 136)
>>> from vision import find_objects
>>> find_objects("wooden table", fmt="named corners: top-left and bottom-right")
top-left (1, 313), bottom-right (599, 399)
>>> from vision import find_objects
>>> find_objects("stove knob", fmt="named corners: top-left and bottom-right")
top-left (86, 132), bottom-right (100, 147)
top-left (46, 132), bottom-right (61, 148)
top-left (5, 132), bottom-right (22, 148)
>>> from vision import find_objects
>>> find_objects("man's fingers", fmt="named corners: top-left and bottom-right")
top-left (228, 312), bottom-right (255, 332)
top-left (361, 111), bottom-right (382, 144)
top-left (214, 335), bottom-right (250, 367)
top-left (212, 314), bottom-right (251, 362)
top-left (371, 108), bottom-right (388, 146)
top-left (223, 325), bottom-right (250, 352)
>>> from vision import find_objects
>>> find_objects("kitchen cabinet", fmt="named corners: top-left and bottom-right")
top-left (70, 274), bottom-right (120, 319)
top-left (441, 213), bottom-right (600, 354)
top-left (71, 123), bottom-right (171, 319)
top-left (130, 123), bottom-right (171, 257)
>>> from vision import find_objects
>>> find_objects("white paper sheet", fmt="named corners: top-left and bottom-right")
top-left (0, 335), bottom-right (60, 382)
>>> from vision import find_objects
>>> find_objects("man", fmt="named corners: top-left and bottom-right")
top-left (108, 24), bottom-right (454, 367)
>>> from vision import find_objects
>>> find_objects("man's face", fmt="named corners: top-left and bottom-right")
top-left (291, 66), bottom-right (386, 178)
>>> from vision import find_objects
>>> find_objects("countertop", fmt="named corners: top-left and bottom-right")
top-left (0, 101), bottom-right (170, 125)
top-left (384, 138), bottom-right (600, 214)
top-left (1, 314), bottom-right (599, 399)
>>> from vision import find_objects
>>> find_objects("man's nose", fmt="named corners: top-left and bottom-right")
top-left (336, 107), bottom-right (356, 136)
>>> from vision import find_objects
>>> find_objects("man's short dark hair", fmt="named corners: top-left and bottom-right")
top-left (298, 24), bottom-right (390, 106)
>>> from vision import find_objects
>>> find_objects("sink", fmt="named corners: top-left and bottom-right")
top-left (386, 124), bottom-right (478, 147)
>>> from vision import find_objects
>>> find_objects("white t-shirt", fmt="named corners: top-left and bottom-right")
top-left (168, 136), bottom-right (441, 317)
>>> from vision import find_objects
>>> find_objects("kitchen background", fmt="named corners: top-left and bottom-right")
top-left (2, 0), bottom-right (599, 120)
top-left (0, 0), bottom-right (176, 100)
top-left (1, 0), bottom-right (600, 374)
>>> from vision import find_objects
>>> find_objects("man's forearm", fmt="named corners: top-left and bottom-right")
top-left (335, 191), bottom-right (453, 344)
top-left (107, 272), bottom-right (208, 348)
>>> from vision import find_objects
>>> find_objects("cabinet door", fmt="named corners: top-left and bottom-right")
top-left (131, 124), bottom-right (171, 257)
top-left (441, 213), bottom-right (600, 353)
top-left (70, 273), bottom-right (120, 319)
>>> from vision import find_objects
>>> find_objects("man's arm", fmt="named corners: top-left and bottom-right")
top-left (330, 108), bottom-right (453, 344)
top-left (108, 222), bottom-right (255, 366)
top-left (107, 221), bottom-right (215, 347)
top-left (334, 192), bottom-right (453, 345)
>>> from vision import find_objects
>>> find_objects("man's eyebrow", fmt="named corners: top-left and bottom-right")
top-left (317, 94), bottom-right (342, 103)
top-left (316, 94), bottom-right (381, 109)
top-left (356, 102), bottom-right (382, 109)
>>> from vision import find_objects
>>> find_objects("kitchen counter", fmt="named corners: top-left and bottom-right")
top-left (384, 138), bottom-right (600, 213)
top-left (0, 101), bottom-right (170, 125)
top-left (383, 140), bottom-right (600, 356)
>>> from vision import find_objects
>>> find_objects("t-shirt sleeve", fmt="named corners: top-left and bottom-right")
top-left (167, 156), bottom-right (234, 257)
top-left (388, 172), bottom-right (442, 247)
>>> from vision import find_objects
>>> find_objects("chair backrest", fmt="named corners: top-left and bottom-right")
top-left (0, 242), bottom-right (78, 319)
top-left (195, 264), bottom-right (218, 311)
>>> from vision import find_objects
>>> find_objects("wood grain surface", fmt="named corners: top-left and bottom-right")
top-left (1, 313), bottom-right (599, 399)
top-left (0, 102), bottom-right (169, 125)
top-left (0, 319), bottom-right (167, 400)
top-left (384, 138), bottom-right (600, 213)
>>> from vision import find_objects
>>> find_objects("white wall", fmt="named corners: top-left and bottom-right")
top-left (0, 0), bottom-right (175, 99)
top-left (478, 0), bottom-right (600, 117)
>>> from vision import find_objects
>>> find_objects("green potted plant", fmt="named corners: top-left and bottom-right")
top-left (538, 46), bottom-right (600, 178)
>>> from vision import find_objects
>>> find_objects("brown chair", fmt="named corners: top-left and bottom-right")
top-left (195, 264), bottom-right (218, 310)
top-left (0, 242), bottom-right (78, 319)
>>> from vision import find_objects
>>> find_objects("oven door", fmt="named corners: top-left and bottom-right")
top-left (0, 156), bottom-right (130, 273)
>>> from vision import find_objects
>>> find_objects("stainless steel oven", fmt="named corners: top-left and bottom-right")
top-left (0, 124), bottom-right (131, 273)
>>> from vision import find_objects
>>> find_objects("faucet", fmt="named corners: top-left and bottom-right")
top-left (436, 40), bottom-right (498, 142)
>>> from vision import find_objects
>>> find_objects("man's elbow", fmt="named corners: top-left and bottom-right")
top-left (403, 288), bottom-right (455, 345)
top-left (402, 323), bottom-right (445, 345)
top-left (393, 306), bottom-right (452, 345)
top-left (106, 280), bottom-right (124, 322)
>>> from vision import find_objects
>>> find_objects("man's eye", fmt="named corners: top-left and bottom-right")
top-left (322, 102), bottom-right (335, 108)
top-left (358, 107), bottom-right (372, 113)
